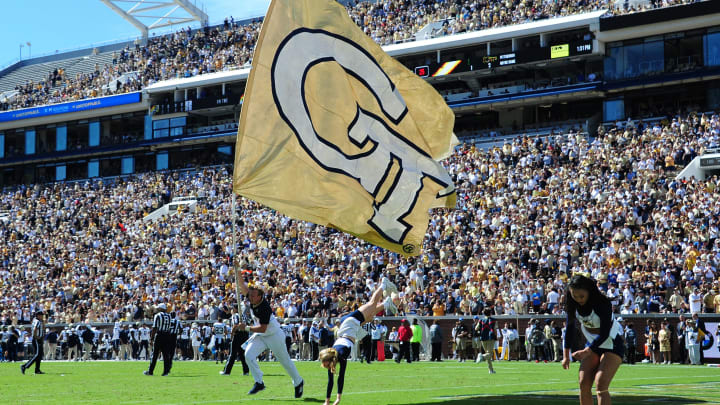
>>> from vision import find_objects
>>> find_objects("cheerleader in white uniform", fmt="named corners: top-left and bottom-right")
top-left (563, 274), bottom-right (624, 405)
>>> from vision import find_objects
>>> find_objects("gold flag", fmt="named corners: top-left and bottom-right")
top-left (234, 0), bottom-right (456, 256)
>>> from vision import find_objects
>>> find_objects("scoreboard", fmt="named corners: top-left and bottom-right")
top-left (416, 40), bottom-right (593, 76)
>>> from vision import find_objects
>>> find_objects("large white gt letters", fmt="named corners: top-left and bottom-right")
top-left (271, 29), bottom-right (454, 245)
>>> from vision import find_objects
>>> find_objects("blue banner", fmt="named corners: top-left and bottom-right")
top-left (0, 92), bottom-right (141, 123)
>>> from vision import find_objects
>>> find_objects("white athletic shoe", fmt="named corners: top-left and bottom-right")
top-left (381, 277), bottom-right (398, 296)
top-left (383, 296), bottom-right (398, 315)
top-left (476, 353), bottom-right (484, 363)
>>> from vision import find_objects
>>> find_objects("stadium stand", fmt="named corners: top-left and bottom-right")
top-left (0, 0), bottom-right (703, 113)
top-left (0, 111), bottom-right (718, 329)
top-left (1, 0), bottom-right (720, 366)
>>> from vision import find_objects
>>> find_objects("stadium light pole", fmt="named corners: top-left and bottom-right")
top-left (27, 42), bottom-right (31, 59)
top-left (19, 43), bottom-right (23, 60)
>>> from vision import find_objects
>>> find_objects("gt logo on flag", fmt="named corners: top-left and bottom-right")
top-left (271, 29), bottom-right (454, 245)
top-left (233, 0), bottom-right (456, 255)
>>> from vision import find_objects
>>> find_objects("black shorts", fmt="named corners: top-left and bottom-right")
top-left (333, 343), bottom-right (351, 361)
top-left (591, 335), bottom-right (625, 359)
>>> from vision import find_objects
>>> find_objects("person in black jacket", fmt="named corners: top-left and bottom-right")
top-left (46, 329), bottom-right (58, 360)
top-left (624, 322), bottom-right (637, 364)
top-left (68, 328), bottom-right (81, 361)
top-left (6, 326), bottom-right (19, 362)
top-left (81, 326), bottom-right (96, 360)
top-left (119, 325), bottom-right (132, 360)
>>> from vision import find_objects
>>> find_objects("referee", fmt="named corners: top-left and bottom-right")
top-left (21, 311), bottom-right (45, 375)
top-left (144, 303), bottom-right (173, 376)
top-left (220, 306), bottom-right (251, 376)
top-left (170, 313), bottom-right (182, 361)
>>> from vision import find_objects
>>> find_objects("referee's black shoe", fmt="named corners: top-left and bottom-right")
top-left (143, 370), bottom-right (153, 376)
top-left (35, 371), bottom-right (45, 375)
top-left (20, 365), bottom-right (25, 375)
top-left (294, 380), bottom-right (304, 398)
top-left (248, 382), bottom-right (265, 395)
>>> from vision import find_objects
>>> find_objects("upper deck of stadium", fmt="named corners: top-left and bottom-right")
top-left (0, 0), bottom-right (712, 119)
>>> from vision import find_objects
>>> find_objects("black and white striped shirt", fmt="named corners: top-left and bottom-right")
top-left (32, 318), bottom-right (44, 340)
top-left (362, 323), bottom-right (376, 334)
top-left (171, 318), bottom-right (182, 335)
top-left (153, 312), bottom-right (172, 333)
top-left (239, 305), bottom-right (253, 325)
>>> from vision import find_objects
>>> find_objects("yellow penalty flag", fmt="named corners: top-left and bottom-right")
top-left (233, 0), bottom-right (457, 256)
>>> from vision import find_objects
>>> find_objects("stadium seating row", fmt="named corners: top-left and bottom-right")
top-left (1, 111), bottom-right (719, 328)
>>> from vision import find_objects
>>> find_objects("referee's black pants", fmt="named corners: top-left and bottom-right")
top-left (148, 333), bottom-right (173, 375)
top-left (23, 338), bottom-right (43, 373)
top-left (223, 332), bottom-right (249, 375)
top-left (360, 335), bottom-right (372, 362)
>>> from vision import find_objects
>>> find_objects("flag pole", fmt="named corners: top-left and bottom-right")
top-left (232, 193), bottom-right (241, 314)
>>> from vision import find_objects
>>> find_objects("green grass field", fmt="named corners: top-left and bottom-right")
top-left (1, 360), bottom-right (719, 404)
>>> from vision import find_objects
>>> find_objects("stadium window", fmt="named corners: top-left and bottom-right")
top-left (66, 161), bottom-right (88, 180)
top-left (55, 165), bottom-right (66, 182)
top-left (169, 117), bottom-right (186, 137)
top-left (170, 117), bottom-right (186, 127)
top-left (35, 127), bottom-right (56, 155)
top-left (665, 34), bottom-right (703, 73)
top-left (67, 121), bottom-right (89, 150)
top-left (704, 32), bottom-right (720, 66)
top-left (100, 158), bottom-right (121, 177)
top-left (153, 119), bottom-right (170, 138)
top-left (56, 125), bottom-right (67, 152)
top-left (4, 131), bottom-right (24, 158)
top-left (610, 39), bottom-right (664, 80)
top-left (218, 146), bottom-right (232, 156)
top-left (34, 164), bottom-right (54, 184)
top-left (604, 45), bottom-right (624, 80)
top-left (519, 36), bottom-right (540, 50)
top-left (490, 40), bottom-right (512, 55)
top-left (89, 121), bottom-right (101, 147)
top-left (144, 115), bottom-right (153, 140)
top-left (88, 161), bottom-right (99, 178)
top-left (156, 152), bottom-right (169, 171)
top-left (121, 157), bottom-right (134, 175)
top-left (708, 87), bottom-right (720, 110)
top-left (25, 129), bottom-right (35, 155)
top-left (135, 153), bottom-right (155, 174)
top-left (216, 145), bottom-right (233, 164)
top-left (603, 99), bottom-right (625, 122)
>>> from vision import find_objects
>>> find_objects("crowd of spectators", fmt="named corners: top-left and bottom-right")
top-left (2, 18), bottom-right (262, 113)
top-left (1, 0), bottom-right (704, 113)
top-left (604, 0), bottom-right (702, 16)
top-left (1, 110), bottom-right (720, 333)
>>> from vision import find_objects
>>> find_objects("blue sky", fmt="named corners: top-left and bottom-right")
top-left (0, 0), bottom-right (271, 70)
